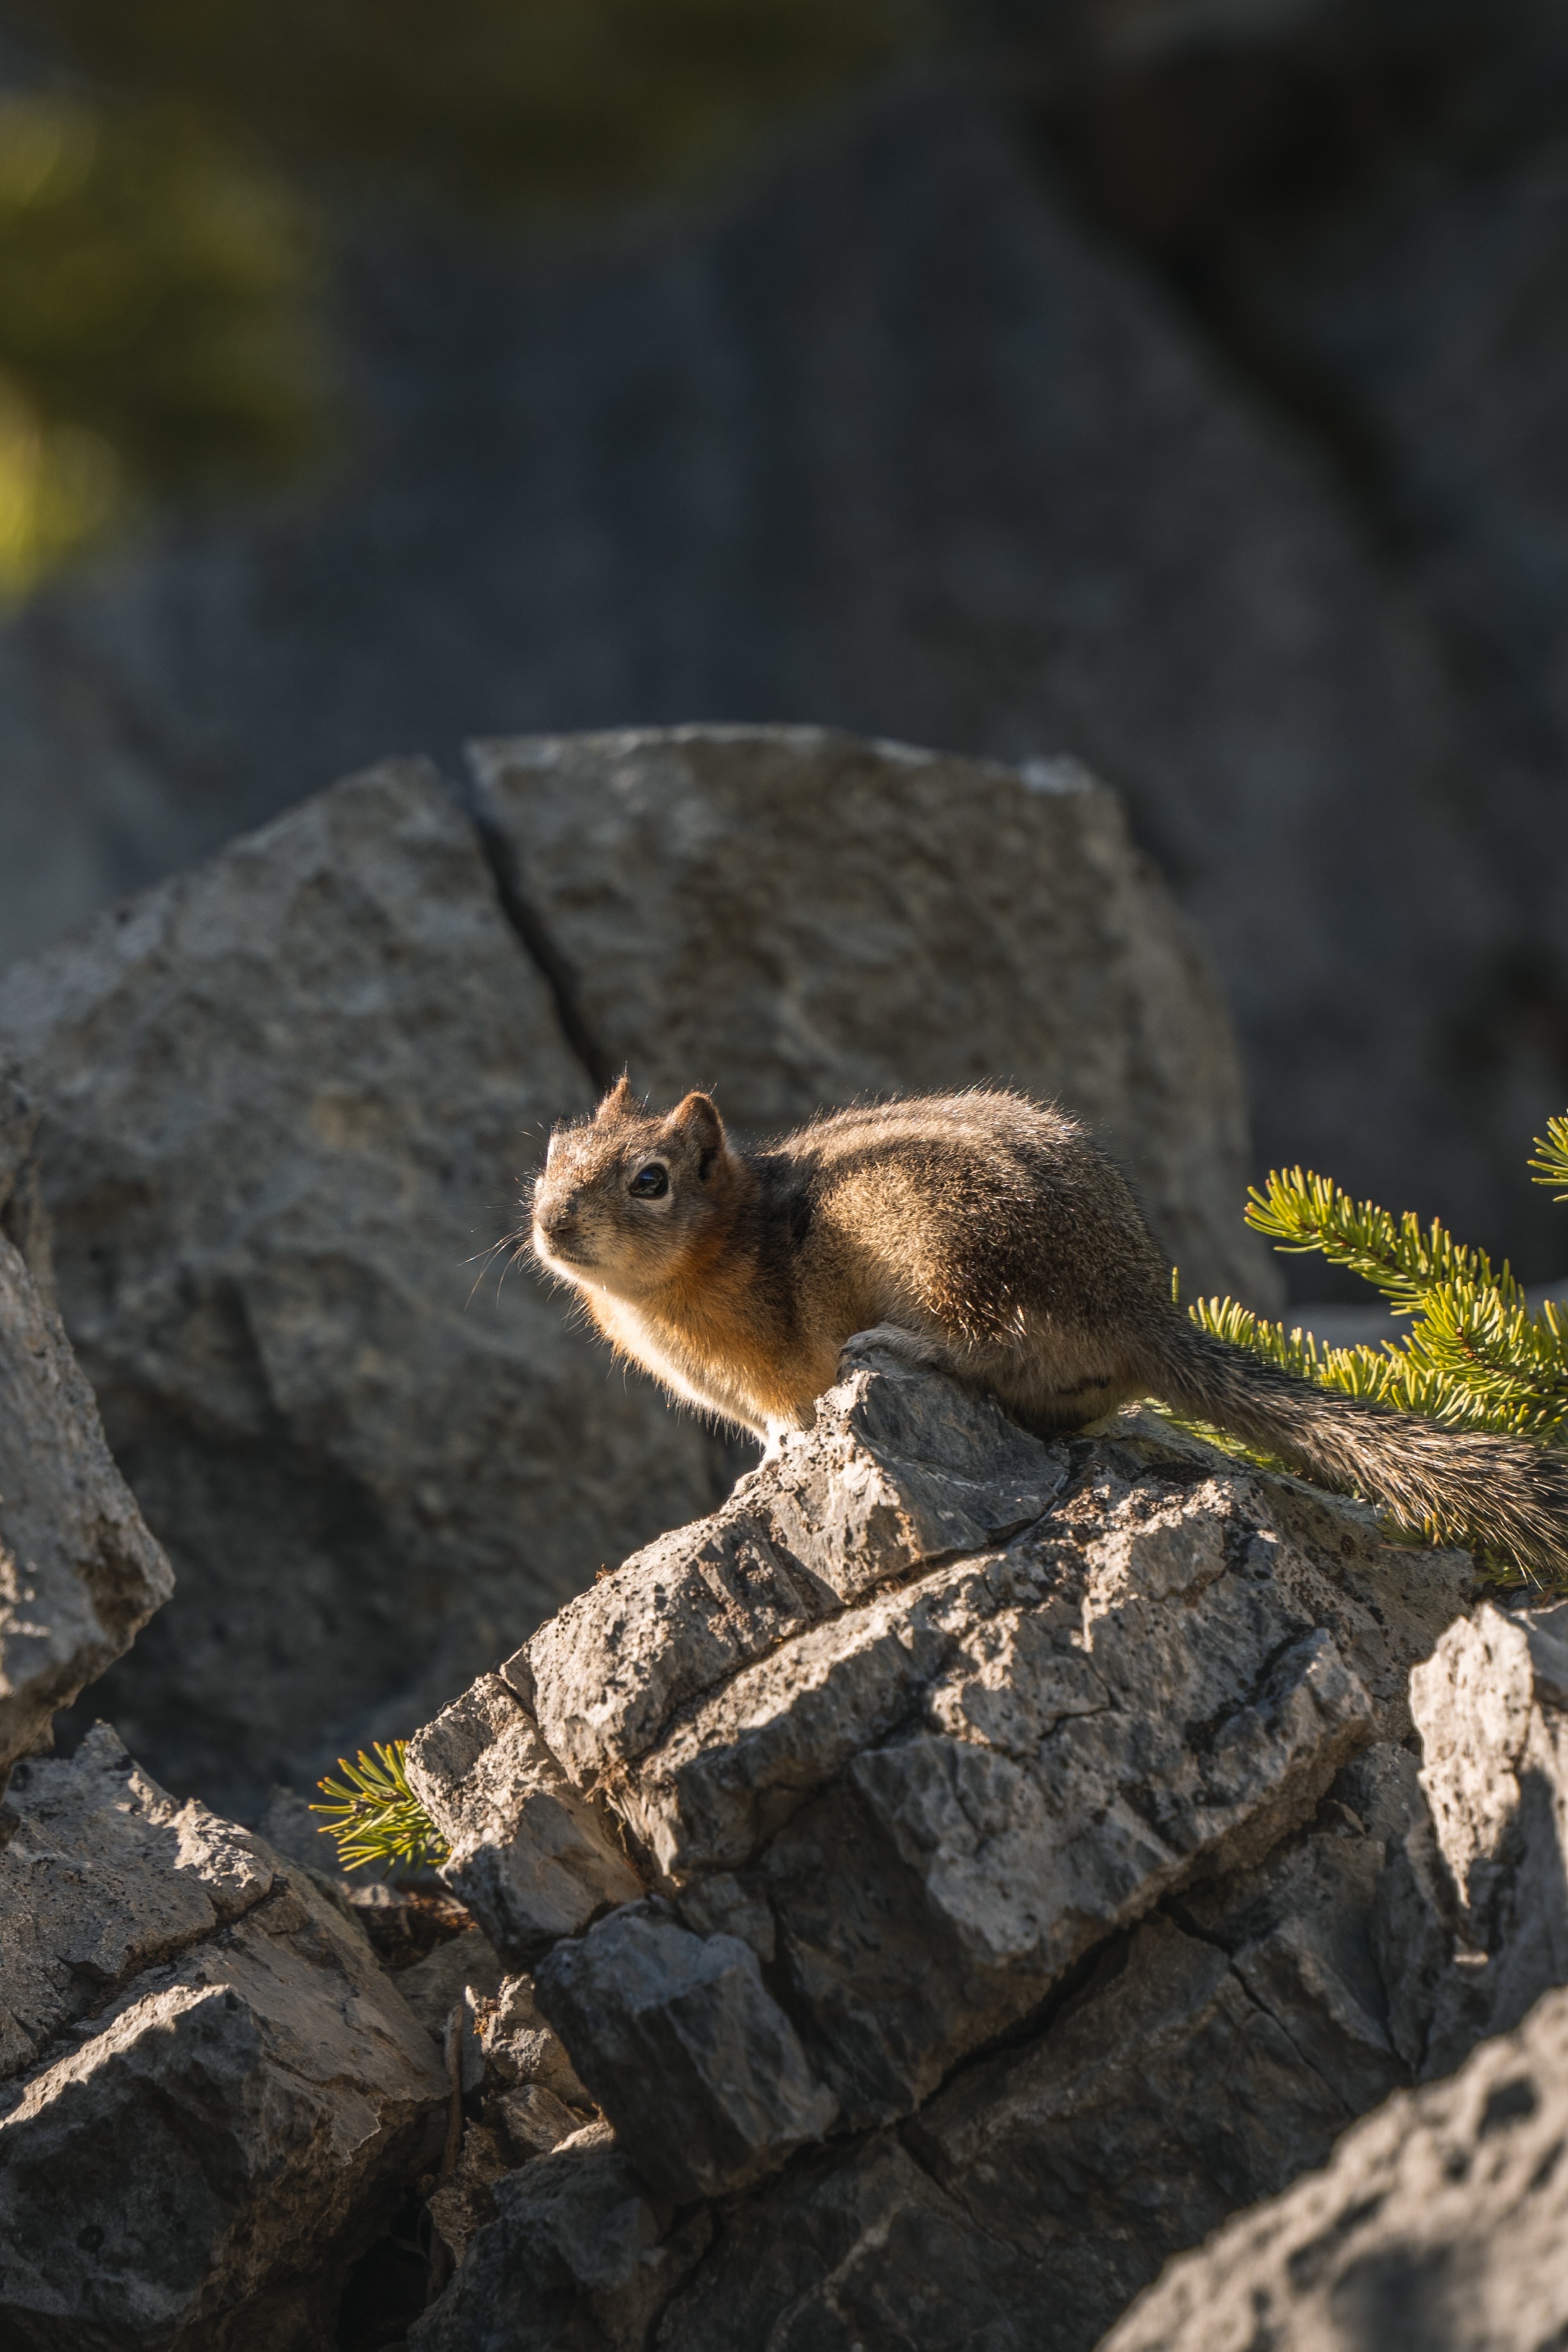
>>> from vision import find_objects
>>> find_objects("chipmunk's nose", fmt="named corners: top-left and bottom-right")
top-left (537, 1205), bottom-right (581, 1254)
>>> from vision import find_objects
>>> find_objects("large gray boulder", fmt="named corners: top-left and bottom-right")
top-left (0, 728), bottom-right (1266, 1817)
top-left (0, 1215), bottom-right (171, 1788)
top-left (0, 1724), bottom-right (447, 2350)
top-left (406, 1351), bottom-right (1478, 2351)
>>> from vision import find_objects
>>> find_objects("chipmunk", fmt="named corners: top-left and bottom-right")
top-left (529, 1077), bottom-right (1568, 1571)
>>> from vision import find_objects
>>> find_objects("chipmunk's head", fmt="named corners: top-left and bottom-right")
top-left (531, 1076), bottom-right (740, 1300)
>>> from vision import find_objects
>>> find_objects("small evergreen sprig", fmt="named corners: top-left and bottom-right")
top-left (1529, 1112), bottom-right (1568, 1202)
top-left (1170, 1111), bottom-right (1568, 1571)
top-left (311, 1741), bottom-right (448, 1875)
top-left (1244, 1166), bottom-right (1525, 1319)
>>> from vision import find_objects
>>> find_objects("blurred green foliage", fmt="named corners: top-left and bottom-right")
top-left (16, 0), bottom-right (926, 211)
top-left (1171, 1111), bottom-right (1568, 1581)
top-left (0, 0), bottom-right (927, 590)
top-left (0, 94), bottom-right (328, 588)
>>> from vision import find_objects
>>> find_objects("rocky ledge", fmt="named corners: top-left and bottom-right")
top-left (392, 1341), bottom-right (1568, 2352)
top-left (8, 1285), bottom-right (1568, 2346)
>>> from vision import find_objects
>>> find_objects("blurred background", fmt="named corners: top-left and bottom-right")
top-left (0, 0), bottom-right (1564, 1300)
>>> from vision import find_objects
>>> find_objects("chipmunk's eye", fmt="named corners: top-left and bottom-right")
top-left (628, 1163), bottom-right (669, 1200)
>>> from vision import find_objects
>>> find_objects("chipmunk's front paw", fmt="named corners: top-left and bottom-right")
top-left (841, 1322), bottom-right (954, 1375)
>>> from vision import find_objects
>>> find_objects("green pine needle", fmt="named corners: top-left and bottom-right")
top-left (1529, 1113), bottom-right (1568, 1202)
top-left (1163, 1111), bottom-right (1568, 1583)
top-left (1244, 1168), bottom-right (1524, 1317)
top-left (310, 1739), bottom-right (448, 1875)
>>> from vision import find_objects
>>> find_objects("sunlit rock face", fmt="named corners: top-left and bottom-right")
top-left (0, 1727), bottom-right (446, 2352)
top-left (406, 1349), bottom-right (1490, 2352)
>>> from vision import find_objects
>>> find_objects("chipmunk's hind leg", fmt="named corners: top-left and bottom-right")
top-left (970, 1319), bottom-right (1146, 1437)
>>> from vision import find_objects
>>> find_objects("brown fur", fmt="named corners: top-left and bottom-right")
top-left (529, 1080), bottom-right (1568, 1572)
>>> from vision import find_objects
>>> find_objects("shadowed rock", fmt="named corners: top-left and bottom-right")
top-left (0, 1225), bottom-right (171, 1787)
top-left (1099, 1974), bottom-right (1568, 2352)
top-left (0, 1725), bottom-right (447, 2351)
top-left (1374, 1596), bottom-right (1568, 2079)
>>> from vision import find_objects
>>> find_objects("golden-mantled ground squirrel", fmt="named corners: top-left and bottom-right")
top-left (529, 1078), bottom-right (1568, 1570)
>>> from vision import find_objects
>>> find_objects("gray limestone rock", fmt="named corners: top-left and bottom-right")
top-left (0, 1725), bottom-right (276, 2078)
top-left (497, 2080), bottom-right (582, 2159)
top-left (395, 1929), bottom-right (507, 2043)
top-left (524, 1344), bottom-right (1071, 1794)
top-left (475, 1973), bottom-right (591, 2109)
top-left (414, 1363), bottom-right (1473, 2204)
top-left (619, 1435), bottom-right (1458, 2137)
top-left (1373, 1596), bottom-right (1568, 2079)
top-left (657, 1908), bottom-right (1376, 2352)
top-left (0, 1725), bottom-right (447, 2351)
top-left (428, 1745), bottom-right (1441, 2352)
top-left (0, 755), bottom-right (741, 1815)
top-left (0, 1229), bottom-right (172, 1787)
top-left (471, 724), bottom-right (1275, 1309)
top-left (1099, 1976), bottom-right (1568, 2352)
top-left (411, 2135), bottom-right (713, 2352)
top-left (756, 1618), bottom-right (1374, 2129)
top-left (1173, 1743), bottom-right (1423, 2116)
top-left (406, 1674), bottom-right (645, 1964)
top-left (533, 1900), bottom-right (838, 2201)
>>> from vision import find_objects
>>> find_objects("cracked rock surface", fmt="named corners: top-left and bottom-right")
top-left (0, 1724), bottom-right (447, 2350)
top-left (1374, 1595), bottom-right (1568, 2082)
top-left (0, 1213), bottom-right (171, 1787)
top-left (1100, 1973), bottom-right (1568, 2352)
top-left (407, 1350), bottom-right (1484, 2349)
top-left (0, 728), bottom-right (1265, 1817)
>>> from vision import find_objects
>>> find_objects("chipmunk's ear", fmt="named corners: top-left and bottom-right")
top-left (666, 1091), bottom-right (725, 1167)
top-left (595, 1073), bottom-right (637, 1124)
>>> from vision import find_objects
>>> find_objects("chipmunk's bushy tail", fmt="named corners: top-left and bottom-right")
top-left (1141, 1312), bottom-right (1568, 1575)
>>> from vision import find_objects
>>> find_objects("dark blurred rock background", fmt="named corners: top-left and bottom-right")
top-left (0, 0), bottom-right (1566, 1292)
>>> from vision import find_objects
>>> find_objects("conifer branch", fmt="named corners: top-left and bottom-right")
top-left (310, 1741), bottom-right (447, 1875)
top-left (1171, 1111), bottom-right (1568, 1584)
top-left (1530, 1113), bottom-right (1568, 1202)
top-left (1244, 1169), bottom-right (1524, 1316)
